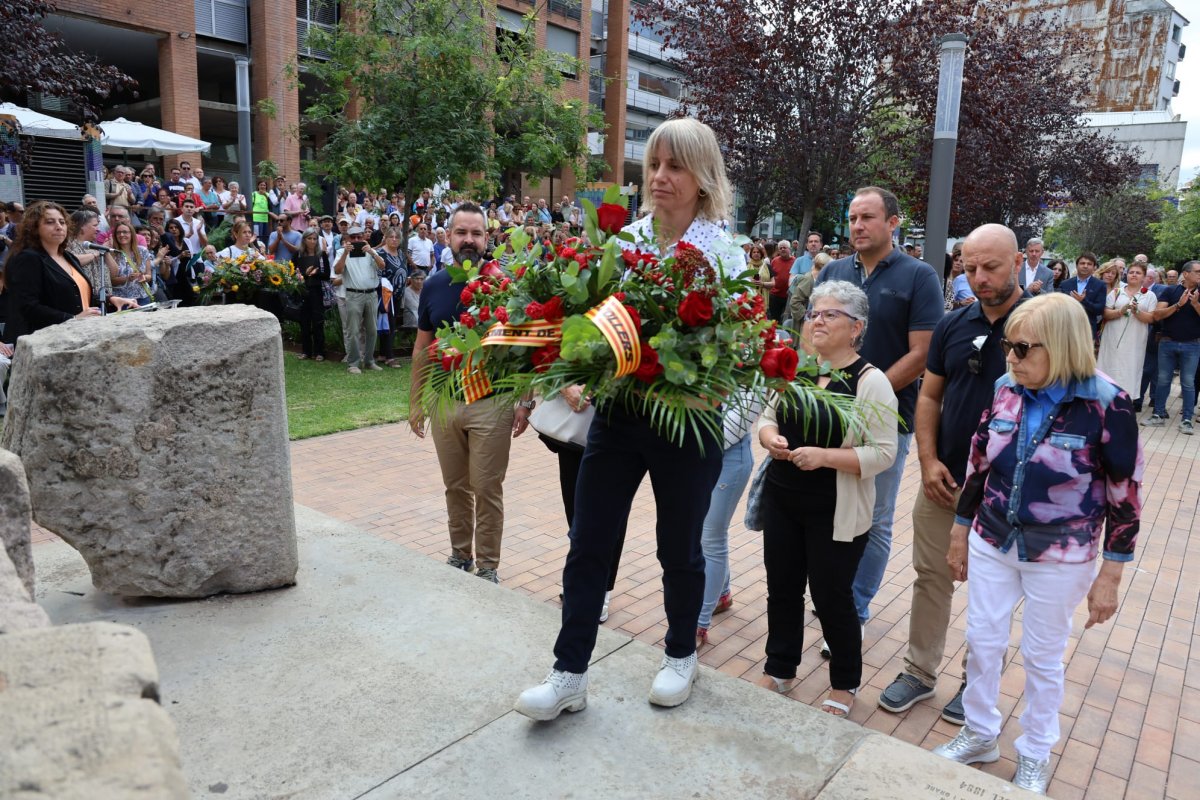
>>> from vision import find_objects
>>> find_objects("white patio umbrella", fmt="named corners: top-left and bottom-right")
top-left (98, 117), bottom-right (210, 155)
top-left (0, 102), bottom-right (81, 139)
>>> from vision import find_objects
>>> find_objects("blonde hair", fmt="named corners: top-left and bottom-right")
top-left (641, 118), bottom-right (733, 221)
top-left (1096, 259), bottom-right (1123, 280)
top-left (1004, 293), bottom-right (1095, 386)
top-left (813, 252), bottom-right (833, 273)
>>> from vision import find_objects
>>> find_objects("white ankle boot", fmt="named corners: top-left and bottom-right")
top-left (649, 653), bottom-right (698, 707)
top-left (514, 669), bottom-right (588, 721)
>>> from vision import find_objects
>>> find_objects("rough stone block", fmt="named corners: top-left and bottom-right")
top-left (0, 622), bottom-right (186, 798)
top-left (0, 447), bottom-right (34, 598)
top-left (0, 306), bottom-right (298, 597)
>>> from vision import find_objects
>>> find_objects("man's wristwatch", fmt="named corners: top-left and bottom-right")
top-left (517, 399), bottom-right (535, 410)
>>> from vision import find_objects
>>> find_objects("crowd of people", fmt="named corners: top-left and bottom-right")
top-left (0, 118), bottom-right (1167, 795)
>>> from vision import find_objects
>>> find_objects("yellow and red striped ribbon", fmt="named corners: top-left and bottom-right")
top-left (586, 295), bottom-right (642, 378)
top-left (481, 319), bottom-right (562, 347)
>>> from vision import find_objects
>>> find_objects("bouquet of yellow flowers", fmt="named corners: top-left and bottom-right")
top-left (420, 187), bottom-right (872, 446)
top-left (196, 253), bottom-right (304, 304)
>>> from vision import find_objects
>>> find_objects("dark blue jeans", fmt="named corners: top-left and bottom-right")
top-left (1155, 339), bottom-right (1200, 419)
top-left (553, 404), bottom-right (723, 673)
top-left (1138, 334), bottom-right (1158, 409)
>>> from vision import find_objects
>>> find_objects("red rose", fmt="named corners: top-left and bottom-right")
top-left (461, 312), bottom-right (478, 328)
top-left (468, 280), bottom-right (481, 291)
top-left (530, 343), bottom-right (561, 373)
top-left (481, 261), bottom-right (504, 279)
top-left (761, 346), bottom-right (799, 382)
top-left (478, 306), bottom-right (491, 322)
top-left (559, 247), bottom-right (577, 261)
top-left (480, 283), bottom-right (492, 295)
top-left (494, 306), bottom-right (509, 324)
top-left (576, 251), bottom-right (590, 268)
top-left (623, 304), bottom-right (641, 332)
top-left (525, 301), bottom-right (545, 320)
top-left (460, 287), bottom-right (474, 304)
top-left (633, 343), bottom-right (663, 383)
top-left (542, 296), bottom-right (566, 323)
top-left (613, 292), bottom-right (627, 301)
top-left (621, 249), bottom-right (641, 269)
top-left (678, 292), bottom-right (714, 327)
top-left (597, 202), bottom-right (627, 235)
top-left (516, 266), bottom-right (527, 278)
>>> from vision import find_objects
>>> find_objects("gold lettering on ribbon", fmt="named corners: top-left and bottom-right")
top-left (481, 320), bottom-right (562, 347)
top-left (586, 295), bottom-right (642, 377)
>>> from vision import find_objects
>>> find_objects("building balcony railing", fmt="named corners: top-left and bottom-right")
top-left (548, 0), bottom-right (582, 21)
top-left (626, 86), bottom-right (679, 117)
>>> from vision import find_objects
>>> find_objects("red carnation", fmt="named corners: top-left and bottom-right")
top-left (543, 296), bottom-right (566, 323)
top-left (678, 292), bottom-right (714, 327)
top-left (494, 306), bottom-right (509, 324)
top-left (621, 249), bottom-right (641, 269)
top-left (623, 304), bottom-right (642, 332)
top-left (459, 312), bottom-right (476, 328)
top-left (530, 343), bottom-right (561, 373)
top-left (633, 343), bottom-right (663, 383)
top-left (761, 346), bottom-right (799, 382)
top-left (525, 301), bottom-right (545, 320)
top-left (478, 306), bottom-right (491, 322)
top-left (597, 202), bottom-right (627, 235)
top-left (460, 287), bottom-right (474, 304)
top-left (559, 247), bottom-right (577, 261)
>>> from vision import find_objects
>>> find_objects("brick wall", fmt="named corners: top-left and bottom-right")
top-left (157, 35), bottom-right (202, 170)
top-left (249, 0), bottom-right (301, 182)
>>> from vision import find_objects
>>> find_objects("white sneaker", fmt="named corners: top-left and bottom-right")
top-left (514, 669), bottom-right (588, 721)
top-left (649, 653), bottom-right (698, 707)
top-left (599, 591), bottom-right (611, 623)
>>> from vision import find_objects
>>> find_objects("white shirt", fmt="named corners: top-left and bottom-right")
top-left (407, 235), bottom-right (434, 268)
top-left (1023, 260), bottom-right (1043, 287)
top-left (178, 215), bottom-right (206, 253)
top-left (438, 245), bottom-right (455, 269)
top-left (216, 244), bottom-right (263, 261)
top-left (617, 215), bottom-right (747, 276)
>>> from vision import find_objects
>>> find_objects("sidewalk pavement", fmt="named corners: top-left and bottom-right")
top-left (30, 392), bottom-right (1200, 799)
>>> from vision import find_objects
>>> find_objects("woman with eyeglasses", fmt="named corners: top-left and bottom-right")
top-left (755, 279), bottom-right (898, 718)
top-left (935, 292), bottom-right (1142, 794)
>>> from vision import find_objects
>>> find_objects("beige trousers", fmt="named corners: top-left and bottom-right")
top-left (905, 487), bottom-right (968, 687)
top-left (429, 396), bottom-right (514, 570)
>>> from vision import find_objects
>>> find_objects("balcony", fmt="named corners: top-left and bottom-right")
top-left (1180, 43), bottom-right (1187, 60)
top-left (548, 0), bottom-right (582, 21)
top-left (627, 86), bottom-right (679, 116)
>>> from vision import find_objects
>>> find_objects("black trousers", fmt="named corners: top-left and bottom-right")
top-left (544, 438), bottom-right (628, 592)
top-left (768, 294), bottom-right (786, 322)
top-left (298, 286), bottom-right (326, 358)
top-left (761, 484), bottom-right (867, 690)
top-left (553, 405), bottom-right (722, 673)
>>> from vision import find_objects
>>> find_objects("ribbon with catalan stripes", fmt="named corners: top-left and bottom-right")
top-left (481, 319), bottom-right (563, 347)
top-left (586, 295), bottom-right (641, 378)
top-left (460, 352), bottom-right (493, 404)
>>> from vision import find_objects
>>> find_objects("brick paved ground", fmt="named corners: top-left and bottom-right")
top-left (32, 391), bottom-right (1200, 799)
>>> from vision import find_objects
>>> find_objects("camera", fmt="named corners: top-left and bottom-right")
top-left (350, 242), bottom-right (366, 256)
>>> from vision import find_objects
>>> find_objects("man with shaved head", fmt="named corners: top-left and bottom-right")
top-left (878, 223), bottom-right (1026, 723)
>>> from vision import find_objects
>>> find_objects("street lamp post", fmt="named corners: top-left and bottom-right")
top-left (924, 34), bottom-right (967, 275)
top-left (235, 57), bottom-right (253, 204)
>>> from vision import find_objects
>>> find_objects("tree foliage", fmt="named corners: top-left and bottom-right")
top-left (885, 1), bottom-right (1140, 235)
top-left (637, 0), bottom-right (1138, 238)
top-left (1044, 183), bottom-right (1169, 262)
top-left (301, 0), bottom-right (600, 218)
top-left (0, 0), bottom-right (137, 164)
top-left (1153, 186), bottom-right (1200, 268)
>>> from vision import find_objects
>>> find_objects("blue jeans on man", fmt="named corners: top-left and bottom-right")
top-left (1154, 340), bottom-right (1200, 419)
top-left (851, 432), bottom-right (913, 624)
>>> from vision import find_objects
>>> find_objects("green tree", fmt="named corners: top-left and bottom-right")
top-left (300, 0), bottom-right (599, 223)
top-left (1153, 186), bottom-right (1200, 268)
top-left (1043, 183), bottom-right (1169, 263)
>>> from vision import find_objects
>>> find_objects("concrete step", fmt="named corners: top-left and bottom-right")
top-left (31, 505), bottom-right (1038, 799)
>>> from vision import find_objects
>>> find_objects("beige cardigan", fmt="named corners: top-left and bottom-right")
top-left (758, 366), bottom-right (899, 542)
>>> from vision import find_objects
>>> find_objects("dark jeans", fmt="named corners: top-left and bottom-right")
top-left (545, 438), bottom-right (627, 592)
top-left (1138, 334), bottom-right (1158, 410)
top-left (1155, 339), bottom-right (1200, 419)
top-left (761, 485), bottom-right (868, 690)
top-left (298, 286), bottom-right (326, 358)
top-left (553, 404), bottom-right (722, 674)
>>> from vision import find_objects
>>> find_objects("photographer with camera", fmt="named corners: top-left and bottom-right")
top-left (334, 225), bottom-right (385, 374)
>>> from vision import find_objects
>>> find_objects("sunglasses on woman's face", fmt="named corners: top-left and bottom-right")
top-left (1001, 339), bottom-right (1045, 359)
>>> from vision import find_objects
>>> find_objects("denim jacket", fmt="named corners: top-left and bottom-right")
top-left (955, 372), bottom-right (1143, 564)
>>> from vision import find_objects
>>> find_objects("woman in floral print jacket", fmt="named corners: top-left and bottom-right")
top-left (931, 293), bottom-right (1143, 795)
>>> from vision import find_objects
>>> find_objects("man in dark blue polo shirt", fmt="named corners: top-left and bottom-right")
top-left (1146, 259), bottom-right (1200, 434)
top-left (877, 223), bottom-right (1026, 722)
top-left (408, 202), bottom-right (531, 583)
top-left (814, 186), bottom-right (944, 641)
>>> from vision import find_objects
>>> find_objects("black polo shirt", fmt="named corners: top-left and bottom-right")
top-left (1157, 284), bottom-right (1200, 342)
top-left (416, 267), bottom-right (465, 332)
top-left (926, 297), bottom-right (1026, 485)
top-left (817, 247), bottom-right (944, 430)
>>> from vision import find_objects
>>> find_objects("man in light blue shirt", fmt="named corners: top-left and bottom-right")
top-left (790, 231), bottom-right (823, 275)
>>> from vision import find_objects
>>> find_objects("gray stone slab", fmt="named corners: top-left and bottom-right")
top-left (0, 447), bottom-right (34, 598)
top-left (816, 734), bottom-right (1041, 800)
top-left (32, 505), bottom-right (632, 800)
top-left (365, 640), bottom-right (867, 800)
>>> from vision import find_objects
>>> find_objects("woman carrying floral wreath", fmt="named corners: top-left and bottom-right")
top-left (515, 117), bottom-right (746, 720)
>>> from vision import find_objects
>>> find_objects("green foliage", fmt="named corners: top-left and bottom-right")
top-left (256, 159), bottom-right (280, 181)
top-left (1043, 183), bottom-right (1169, 263)
top-left (1153, 186), bottom-right (1200, 268)
top-left (300, 0), bottom-right (600, 207)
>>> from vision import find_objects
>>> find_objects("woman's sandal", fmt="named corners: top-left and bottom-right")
top-left (696, 627), bottom-right (709, 650)
top-left (755, 673), bottom-right (798, 694)
top-left (820, 687), bottom-right (857, 717)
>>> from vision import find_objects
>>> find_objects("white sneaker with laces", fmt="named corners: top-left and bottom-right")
top-left (1013, 754), bottom-right (1051, 795)
top-left (514, 669), bottom-right (588, 721)
top-left (649, 653), bottom-right (698, 707)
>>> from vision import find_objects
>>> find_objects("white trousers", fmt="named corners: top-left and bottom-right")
top-left (964, 532), bottom-right (1095, 761)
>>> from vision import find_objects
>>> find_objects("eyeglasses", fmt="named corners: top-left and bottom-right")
top-left (804, 309), bottom-right (858, 323)
top-left (1000, 339), bottom-right (1045, 359)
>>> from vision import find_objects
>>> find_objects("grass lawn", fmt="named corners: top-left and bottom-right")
top-left (284, 354), bottom-right (411, 440)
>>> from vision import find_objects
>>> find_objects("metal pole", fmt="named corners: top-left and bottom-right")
top-left (924, 34), bottom-right (967, 275)
top-left (235, 57), bottom-right (254, 205)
